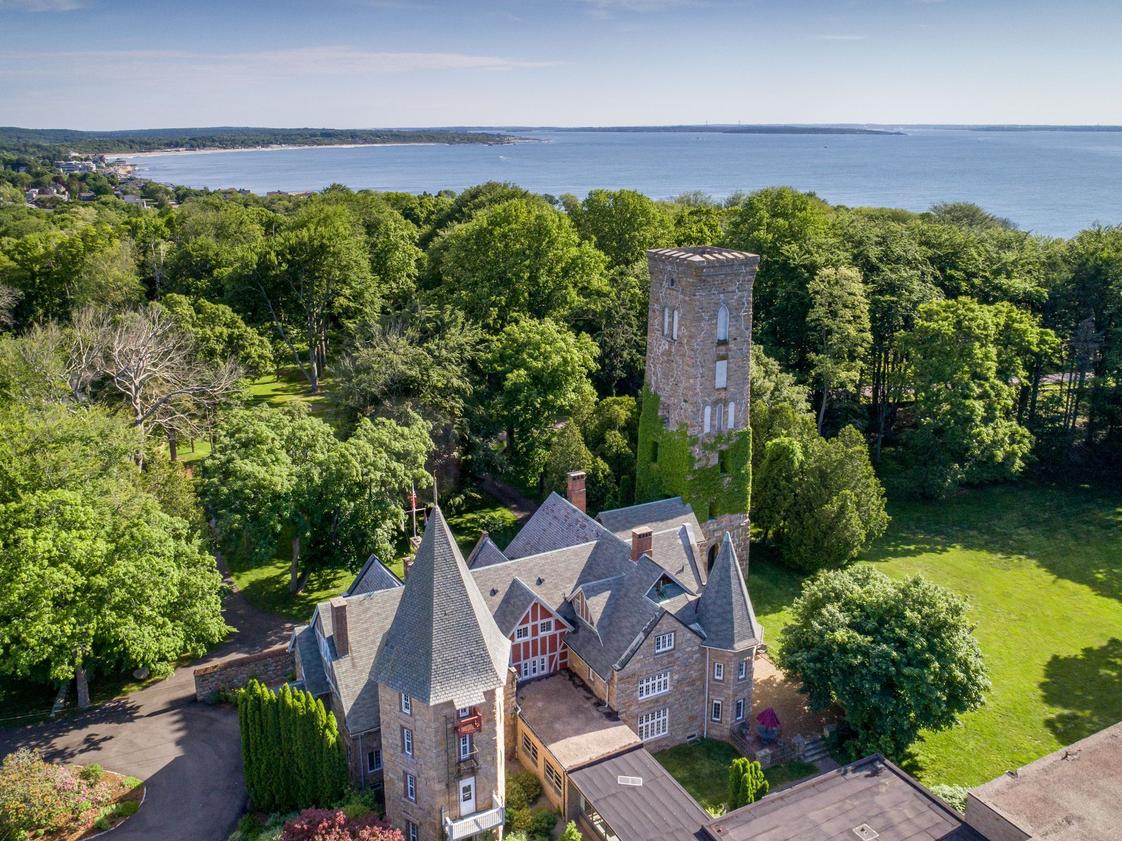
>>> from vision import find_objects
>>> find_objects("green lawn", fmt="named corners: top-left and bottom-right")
top-left (655, 740), bottom-right (817, 813)
top-left (748, 481), bottom-right (1122, 789)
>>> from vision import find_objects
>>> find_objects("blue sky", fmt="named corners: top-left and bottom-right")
top-left (1, 0), bottom-right (1120, 129)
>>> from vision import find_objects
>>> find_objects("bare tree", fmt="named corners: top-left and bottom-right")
top-left (0, 284), bottom-right (18, 328)
top-left (75, 304), bottom-right (241, 461)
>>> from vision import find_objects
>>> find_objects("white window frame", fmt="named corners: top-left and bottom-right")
top-left (539, 619), bottom-right (553, 634)
top-left (738, 659), bottom-right (748, 681)
top-left (637, 707), bottom-right (669, 741)
top-left (715, 359), bottom-right (728, 389)
top-left (407, 821), bottom-right (418, 841)
top-left (400, 692), bottom-right (412, 715)
top-left (711, 700), bottom-right (723, 722)
top-left (459, 733), bottom-right (473, 760)
top-left (735, 698), bottom-right (746, 721)
top-left (457, 706), bottom-right (471, 718)
top-left (672, 309), bottom-right (679, 340)
top-left (515, 625), bottom-right (530, 640)
top-left (703, 405), bottom-right (711, 434)
top-left (717, 304), bottom-right (729, 342)
top-left (402, 726), bottom-right (413, 757)
top-left (637, 671), bottom-right (670, 700)
top-left (368, 748), bottom-right (382, 773)
top-left (654, 632), bottom-right (675, 653)
top-left (713, 662), bottom-right (725, 681)
top-left (405, 772), bottom-right (417, 802)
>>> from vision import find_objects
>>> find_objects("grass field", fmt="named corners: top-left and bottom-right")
top-left (654, 740), bottom-right (817, 812)
top-left (748, 481), bottom-right (1122, 789)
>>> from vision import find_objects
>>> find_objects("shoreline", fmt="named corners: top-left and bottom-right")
top-left (119, 139), bottom-right (523, 158)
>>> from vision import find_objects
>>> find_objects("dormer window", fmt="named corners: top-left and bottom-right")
top-left (717, 304), bottom-right (729, 343)
top-left (646, 573), bottom-right (686, 605)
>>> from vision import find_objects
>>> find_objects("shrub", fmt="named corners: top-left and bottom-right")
top-left (728, 757), bottom-right (768, 809)
top-left (0, 748), bottom-right (112, 838)
top-left (336, 789), bottom-right (380, 820)
top-left (280, 808), bottom-right (404, 841)
top-left (506, 805), bottom-right (533, 834)
top-left (95, 815), bottom-right (112, 831)
top-left (559, 821), bottom-right (583, 841)
top-left (930, 784), bottom-right (969, 814)
top-left (79, 763), bottom-right (104, 784)
top-left (529, 808), bottom-right (558, 837)
top-left (112, 799), bottom-right (140, 818)
top-left (505, 770), bottom-right (543, 810)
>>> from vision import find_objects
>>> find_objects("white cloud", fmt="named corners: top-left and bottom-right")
top-left (0, 0), bottom-right (84, 10)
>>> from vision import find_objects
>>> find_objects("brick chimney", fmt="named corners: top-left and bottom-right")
top-left (567, 471), bottom-right (587, 513)
top-left (631, 526), bottom-right (653, 562)
top-left (330, 597), bottom-right (349, 657)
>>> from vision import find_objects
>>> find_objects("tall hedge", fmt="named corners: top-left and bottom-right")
top-left (727, 757), bottom-right (768, 810)
top-left (237, 679), bottom-right (349, 811)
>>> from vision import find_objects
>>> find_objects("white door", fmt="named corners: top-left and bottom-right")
top-left (459, 776), bottom-right (476, 815)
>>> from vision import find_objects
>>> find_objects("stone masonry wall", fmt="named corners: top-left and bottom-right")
top-left (380, 684), bottom-right (505, 841)
top-left (703, 646), bottom-right (755, 743)
top-left (611, 613), bottom-right (706, 753)
top-left (192, 646), bottom-right (294, 702)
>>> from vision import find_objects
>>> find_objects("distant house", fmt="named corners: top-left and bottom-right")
top-left (55, 160), bottom-right (96, 174)
top-left (120, 195), bottom-right (147, 209)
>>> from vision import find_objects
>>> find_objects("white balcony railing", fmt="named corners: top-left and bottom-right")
top-left (443, 794), bottom-right (505, 841)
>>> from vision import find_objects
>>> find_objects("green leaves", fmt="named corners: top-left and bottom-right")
top-left (778, 566), bottom-right (989, 760)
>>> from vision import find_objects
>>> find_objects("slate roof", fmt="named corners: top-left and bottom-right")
top-left (597, 496), bottom-right (696, 536)
top-left (647, 246), bottom-right (759, 265)
top-left (292, 624), bottom-right (330, 698)
top-left (569, 747), bottom-right (711, 841)
top-left (491, 577), bottom-right (567, 637)
top-left (704, 754), bottom-right (984, 841)
top-left (504, 492), bottom-right (614, 559)
top-left (466, 534), bottom-right (509, 569)
top-left (696, 533), bottom-right (761, 651)
top-left (372, 507), bottom-right (510, 707)
top-left (345, 554), bottom-right (404, 596)
top-left (314, 586), bottom-right (404, 733)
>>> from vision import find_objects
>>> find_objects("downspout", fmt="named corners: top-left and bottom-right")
top-left (704, 648), bottom-right (710, 739)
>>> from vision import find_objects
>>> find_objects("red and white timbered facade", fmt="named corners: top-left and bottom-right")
top-left (510, 600), bottom-right (570, 681)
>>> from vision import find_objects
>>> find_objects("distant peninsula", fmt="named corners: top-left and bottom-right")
top-left (0, 126), bottom-right (517, 155)
top-left (545, 124), bottom-right (905, 136)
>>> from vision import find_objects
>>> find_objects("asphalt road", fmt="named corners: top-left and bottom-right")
top-left (0, 589), bottom-right (294, 841)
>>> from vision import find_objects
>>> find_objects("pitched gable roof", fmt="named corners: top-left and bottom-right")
top-left (491, 577), bottom-right (572, 637)
top-left (697, 533), bottom-right (761, 651)
top-left (373, 506), bottom-right (510, 707)
top-left (597, 497), bottom-right (696, 535)
top-left (504, 492), bottom-right (613, 559)
top-left (345, 554), bottom-right (404, 596)
top-left (466, 533), bottom-right (510, 569)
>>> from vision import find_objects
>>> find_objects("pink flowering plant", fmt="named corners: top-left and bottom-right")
top-left (281, 808), bottom-right (405, 841)
top-left (0, 748), bottom-right (113, 838)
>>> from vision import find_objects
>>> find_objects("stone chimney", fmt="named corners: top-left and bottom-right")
top-left (330, 597), bottom-right (349, 657)
top-left (567, 471), bottom-right (587, 513)
top-left (631, 526), bottom-right (653, 562)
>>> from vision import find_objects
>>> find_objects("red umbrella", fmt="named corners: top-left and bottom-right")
top-left (756, 707), bottom-right (781, 729)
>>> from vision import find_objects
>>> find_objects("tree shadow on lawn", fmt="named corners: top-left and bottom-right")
top-left (865, 482), bottom-right (1122, 604)
top-left (1040, 637), bottom-right (1122, 746)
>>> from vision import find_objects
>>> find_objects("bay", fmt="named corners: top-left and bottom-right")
top-left (126, 128), bottom-right (1122, 238)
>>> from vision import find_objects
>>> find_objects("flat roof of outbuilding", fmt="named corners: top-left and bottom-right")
top-left (516, 673), bottom-right (641, 771)
top-left (968, 719), bottom-right (1122, 841)
top-left (705, 754), bottom-right (983, 841)
top-left (568, 746), bottom-right (711, 841)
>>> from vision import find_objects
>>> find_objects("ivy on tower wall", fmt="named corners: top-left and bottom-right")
top-left (636, 386), bottom-right (751, 521)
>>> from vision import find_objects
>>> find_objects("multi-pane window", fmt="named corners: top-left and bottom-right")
top-left (515, 626), bottom-right (529, 640)
top-left (522, 733), bottom-right (539, 764)
top-left (400, 693), bottom-right (412, 715)
top-left (637, 708), bottom-right (669, 741)
top-left (713, 662), bottom-right (725, 681)
top-left (539, 619), bottom-right (553, 633)
top-left (715, 359), bottom-right (728, 389)
top-left (711, 700), bottom-right (723, 722)
top-left (406, 821), bottom-right (418, 841)
top-left (654, 632), bottom-right (675, 653)
top-left (459, 733), bottom-right (473, 760)
top-left (458, 707), bottom-right (471, 718)
top-left (367, 749), bottom-right (382, 772)
top-left (738, 659), bottom-right (748, 681)
top-left (405, 772), bottom-right (417, 802)
top-left (402, 727), bottom-right (413, 756)
top-left (544, 761), bottom-right (563, 794)
top-left (638, 671), bottom-right (670, 700)
top-left (735, 698), bottom-right (746, 721)
top-left (717, 304), bottom-right (729, 343)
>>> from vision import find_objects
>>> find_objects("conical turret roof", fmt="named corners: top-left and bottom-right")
top-left (697, 533), bottom-right (762, 651)
top-left (373, 506), bottom-right (511, 706)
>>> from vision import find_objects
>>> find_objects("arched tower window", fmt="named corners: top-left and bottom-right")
top-left (716, 304), bottom-right (729, 343)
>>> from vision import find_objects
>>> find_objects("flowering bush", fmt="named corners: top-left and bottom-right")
top-left (0, 749), bottom-right (113, 838)
top-left (280, 809), bottom-right (404, 841)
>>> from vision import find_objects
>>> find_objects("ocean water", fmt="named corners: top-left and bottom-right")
top-left (126, 128), bottom-right (1122, 238)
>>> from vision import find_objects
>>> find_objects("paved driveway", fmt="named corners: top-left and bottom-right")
top-left (0, 591), bottom-right (294, 841)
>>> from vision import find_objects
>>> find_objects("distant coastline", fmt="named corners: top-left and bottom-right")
top-left (548, 124), bottom-right (905, 136)
top-left (120, 140), bottom-right (516, 158)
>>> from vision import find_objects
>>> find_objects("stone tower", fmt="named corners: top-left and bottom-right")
top-left (635, 246), bottom-right (758, 569)
top-left (374, 508), bottom-right (510, 841)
